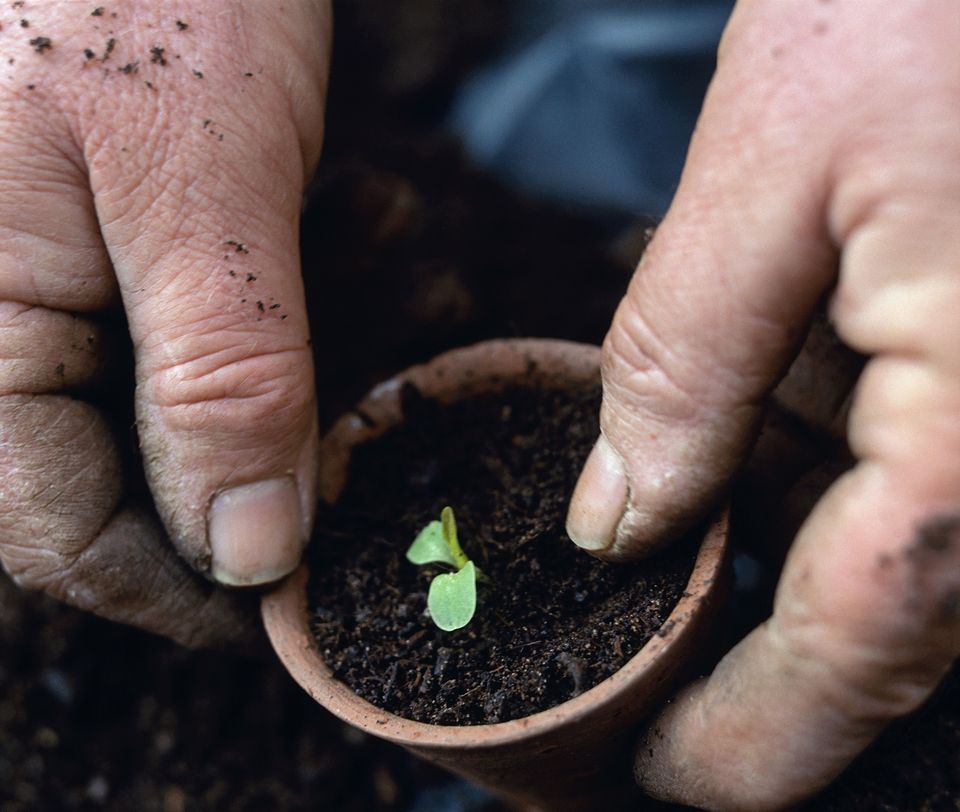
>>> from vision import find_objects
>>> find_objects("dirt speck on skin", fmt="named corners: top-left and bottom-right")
top-left (29, 36), bottom-right (52, 53)
top-left (309, 385), bottom-right (696, 726)
top-left (19, 18), bottom-right (28, 27)
top-left (915, 514), bottom-right (960, 554)
top-left (192, 69), bottom-right (203, 78)
top-left (103, 37), bottom-right (115, 60)
top-left (91, 6), bottom-right (104, 16)
top-left (175, 19), bottom-right (188, 31)
top-left (149, 44), bottom-right (166, 65)
top-left (941, 591), bottom-right (960, 622)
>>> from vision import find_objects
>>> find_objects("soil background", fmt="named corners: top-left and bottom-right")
top-left (0, 2), bottom-right (956, 810)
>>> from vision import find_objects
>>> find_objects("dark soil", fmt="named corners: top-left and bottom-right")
top-left (0, 573), bottom-right (474, 811)
top-left (309, 384), bottom-right (697, 725)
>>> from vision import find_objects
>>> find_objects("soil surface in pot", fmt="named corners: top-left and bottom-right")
top-left (308, 382), bottom-right (699, 725)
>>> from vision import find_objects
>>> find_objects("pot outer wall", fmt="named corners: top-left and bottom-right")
top-left (263, 339), bottom-right (732, 812)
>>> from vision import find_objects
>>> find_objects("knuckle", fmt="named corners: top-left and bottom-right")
top-left (0, 177), bottom-right (117, 311)
top-left (147, 342), bottom-right (315, 432)
top-left (601, 296), bottom-right (704, 425)
top-left (0, 303), bottom-right (103, 394)
top-left (2, 525), bottom-right (147, 631)
top-left (895, 514), bottom-right (960, 639)
top-left (1, 541), bottom-right (71, 596)
top-left (0, 396), bottom-right (122, 581)
top-left (848, 359), bottom-right (960, 474)
top-left (0, 100), bottom-right (116, 311)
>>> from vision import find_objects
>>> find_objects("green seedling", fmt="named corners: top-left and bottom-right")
top-left (406, 506), bottom-right (478, 631)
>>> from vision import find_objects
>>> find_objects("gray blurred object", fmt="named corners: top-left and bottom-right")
top-left (408, 780), bottom-right (495, 812)
top-left (449, 0), bottom-right (733, 220)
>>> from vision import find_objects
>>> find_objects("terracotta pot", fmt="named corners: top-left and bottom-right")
top-left (262, 339), bottom-right (731, 811)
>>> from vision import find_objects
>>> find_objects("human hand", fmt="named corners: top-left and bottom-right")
top-left (0, 1), bottom-right (330, 647)
top-left (567, 0), bottom-right (959, 808)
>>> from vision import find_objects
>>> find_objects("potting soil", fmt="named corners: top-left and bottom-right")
top-left (308, 384), bottom-right (698, 725)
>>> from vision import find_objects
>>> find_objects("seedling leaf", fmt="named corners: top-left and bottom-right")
top-left (406, 520), bottom-right (457, 567)
top-left (407, 507), bottom-right (482, 631)
top-left (427, 560), bottom-right (477, 631)
top-left (440, 505), bottom-right (469, 569)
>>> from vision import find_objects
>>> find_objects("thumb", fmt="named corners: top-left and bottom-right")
top-left (567, 3), bottom-right (841, 561)
top-left (85, 15), bottom-right (328, 585)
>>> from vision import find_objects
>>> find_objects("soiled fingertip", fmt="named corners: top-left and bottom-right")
top-left (567, 434), bottom-right (628, 553)
top-left (208, 477), bottom-right (305, 587)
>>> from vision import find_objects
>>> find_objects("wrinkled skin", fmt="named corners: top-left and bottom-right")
top-left (1, 0), bottom-right (957, 809)
top-left (0, 1), bottom-right (330, 646)
top-left (567, 0), bottom-right (960, 808)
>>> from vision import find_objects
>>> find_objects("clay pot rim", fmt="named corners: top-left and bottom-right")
top-left (262, 338), bottom-right (729, 751)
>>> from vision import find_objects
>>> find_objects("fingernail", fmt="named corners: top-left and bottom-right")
top-left (566, 434), bottom-right (628, 552)
top-left (208, 477), bottom-right (304, 586)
